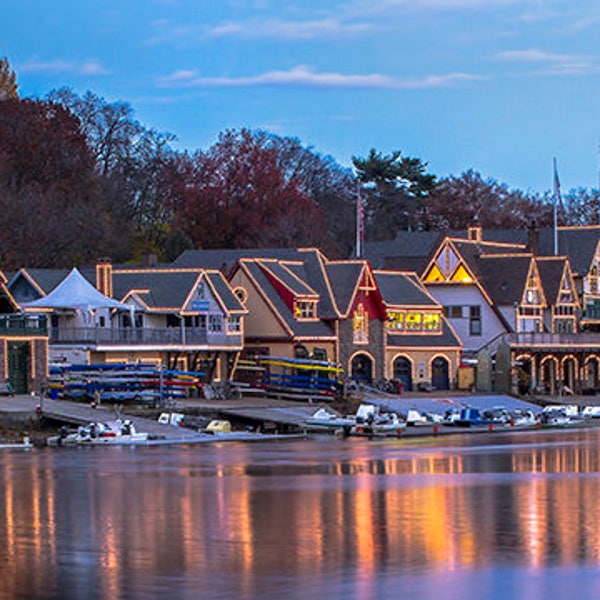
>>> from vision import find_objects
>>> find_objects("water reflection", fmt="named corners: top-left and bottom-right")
top-left (1, 429), bottom-right (600, 599)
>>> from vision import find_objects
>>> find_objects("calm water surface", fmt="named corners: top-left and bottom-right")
top-left (2, 428), bottom-right (600, 599)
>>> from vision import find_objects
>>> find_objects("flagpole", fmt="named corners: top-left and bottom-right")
top-left (553, 157), bottom-right (559, 256)
top-left (356, 183), bottom-right (363, 258)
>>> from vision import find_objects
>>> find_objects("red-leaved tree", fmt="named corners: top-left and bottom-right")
top-left (170, 130), bottom-right (327, 249)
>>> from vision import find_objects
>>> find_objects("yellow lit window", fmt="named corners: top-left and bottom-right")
top-left (353, 303), bottom-right (369, 343)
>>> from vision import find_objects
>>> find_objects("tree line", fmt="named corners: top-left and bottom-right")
top-left (0, 57), bottom-right (597, 270)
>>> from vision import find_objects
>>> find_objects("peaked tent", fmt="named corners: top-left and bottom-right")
top-left (21, 268), bottom-right (130, 311)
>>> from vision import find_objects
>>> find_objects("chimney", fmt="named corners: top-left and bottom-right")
top-left (467, 225), bottom-right (482, 242)
top-left (527, 220), bottom-right (540, 256)
top-left (96, 258), bottom-right (113, 297)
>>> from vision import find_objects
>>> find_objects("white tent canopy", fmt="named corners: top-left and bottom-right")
top-left (22, 267), bottom-right (129, 311)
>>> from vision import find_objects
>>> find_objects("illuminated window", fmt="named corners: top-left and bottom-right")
top-left (590, 264), bottom-right (598, 294)
top-left (405, 312), bottom-right (422, 331)
top-left (295, 300), bottom-right (317, 320)
top-left (386, 311), bottom-right (405, 331)
top-left (423, 313), bottom-right (441, 331)
top-left (353, 303), bottom-right (369, 343)
top-left (451, 264), bottom-right (472, 283)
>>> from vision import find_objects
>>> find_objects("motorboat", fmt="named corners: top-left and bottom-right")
top-left (582, 406), bottom-right (600, 419)
top-left (540, 405), bottom-right (583, 427)
top-left (349, 404), bottom-right (406, 437)
top-left (304, 407), bottom-right (356, 431)
top-left (48, 419), bottom-right (149, 446)
top-left (508, 409), bottom-right (539, 427)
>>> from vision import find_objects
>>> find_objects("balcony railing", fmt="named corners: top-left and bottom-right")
top-left (0, 315), bottom-right (48, 336)
top-left (503, 332), bottom-right (600, 347)
top-left (582, 305), bottom-right (600, 320)
top-left (49, 327), bottom-right (242, 348)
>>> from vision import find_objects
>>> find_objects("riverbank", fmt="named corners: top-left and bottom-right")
top-left (2, 390), bottom-right (600, 447)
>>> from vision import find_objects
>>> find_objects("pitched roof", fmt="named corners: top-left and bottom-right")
top-left (112, 269), bottom-right (246, 313)
top-left (386, 319), bottom-right (461, 348)
top-left (324, 261), bottom-right (367, 316)
top-left (257, 260), bottom-right (318, 298)
top-left (171, 248), bottom-right (302, 272)
top-left (204, 271), bottom-right (247, 313)
top-left (475, 255), bottom-right (533, 305)
top-left (374, 271), bottom-right (439, 307)
top-left (382, 226), bottom-right (600, 278)
top-left (240, 260), bottom-right (335, 339)
top-left (113, 270), bottom-right (203, 308)
top-left (535, 257), bottom-right (568, 305)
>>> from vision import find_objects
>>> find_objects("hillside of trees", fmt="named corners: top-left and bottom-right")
top-left (0, 57), bottom-right (598, 269)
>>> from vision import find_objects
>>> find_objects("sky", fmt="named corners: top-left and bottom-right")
top-left (4, 0), bottom-right (600, 195)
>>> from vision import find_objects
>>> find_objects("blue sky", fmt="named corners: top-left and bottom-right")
top-left (5, 0), bottom-right (600, 194)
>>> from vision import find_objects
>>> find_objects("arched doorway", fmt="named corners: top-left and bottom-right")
top-left (516, 355), bottom-right (533, 395)
top-left (351, 353), bottom-right (373, 384)
top-left (540, 357), bottom-right (558, 395)
top-left (585, 357), bottom-right (599, 388)
top-left (562, 356), bottom-right (577, 392)
top-left (393, 356), bottom-right (413, 392)
top-left (431, 356), bottom-right (449, 390)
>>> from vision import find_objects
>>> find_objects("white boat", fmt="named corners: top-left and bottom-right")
top-left (304, 407), bottom-right (356, 430)
top-left (0, 436), bottom-right (33, 450)
top-left (582, 406), bottom-right (600, 419)
top-left (508, 409), bottom-right (539, 427)
top-left (349, 404), bottom-right (406, 437)
top-left (48, 419), bottom-right (149, 446)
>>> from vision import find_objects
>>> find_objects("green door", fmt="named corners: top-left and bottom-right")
top-left (8, 341), bottom-right (29, 394)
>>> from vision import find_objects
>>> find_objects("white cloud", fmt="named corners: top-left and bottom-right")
top-left (205, 18), bottom-right (373, 40)
top-left (494, 48), bottom-right (596, 75)
top-left (157, 65), bottom-right (484, 90)
top-left (147, 17), bottom-right (372, 45)
top-left (495, 49), bottom-right (588, 63)
top-left (19, 59), bottom-right (110, 76)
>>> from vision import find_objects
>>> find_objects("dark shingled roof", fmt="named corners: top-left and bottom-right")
top-left (324, 261), bottom-right (366, 316)
top-left (476, 255), bottom-right (533, 305)
top-left (374, 271), bottom-right (438, 307)
top-left (363, 226), bottom-right (600, 279)
top-left (386, 318), bottom-right (461, 348)
top-left (112, 270), bottom-right (204, 308)
top-left (204, 271), bottom-right (247, 313)
top-left (363, 232), bottom-right (445, 268)
top-left (381, 256), bottom-right (430, 276)
top-left (535, 257), bottom-right (568, 306)
top-left (258, 260), bottom-right (318, 297)
top-left (242, 261), bottom-right (335, 338)
top-left (172, 248), bottom-right (302, 272)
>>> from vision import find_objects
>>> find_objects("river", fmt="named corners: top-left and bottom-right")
top-left (2, 427), bottom-right (600, 599)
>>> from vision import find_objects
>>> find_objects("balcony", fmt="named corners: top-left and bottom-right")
top-left (504, 331), bottom-right (600, 349)
top-left (582, 305), bottom-right (600, 321)
top-left (49, 327), bottom-right (243, 349)
top-left (0, 315), bottom-right (48, 336)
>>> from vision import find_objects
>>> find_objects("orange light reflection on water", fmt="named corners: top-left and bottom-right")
top-left (2, 436), bottom-right (600, 598)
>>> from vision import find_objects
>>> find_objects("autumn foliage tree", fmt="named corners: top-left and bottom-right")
top-left (47, 88), bottom-right (179, 260)
top-left (253, 132), bottom-right (357, 257)
top-left (423, 170), bottom-right (551, 230)
top-left (0, 98), bottom-right (129, 268)
top-left (170, 130), bottom-right (327, 249)
top-left (0, 58), bottom-right (18, 100)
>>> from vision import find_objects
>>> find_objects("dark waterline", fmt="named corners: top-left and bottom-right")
top-left (2, 428), bottom-right (600, 599)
